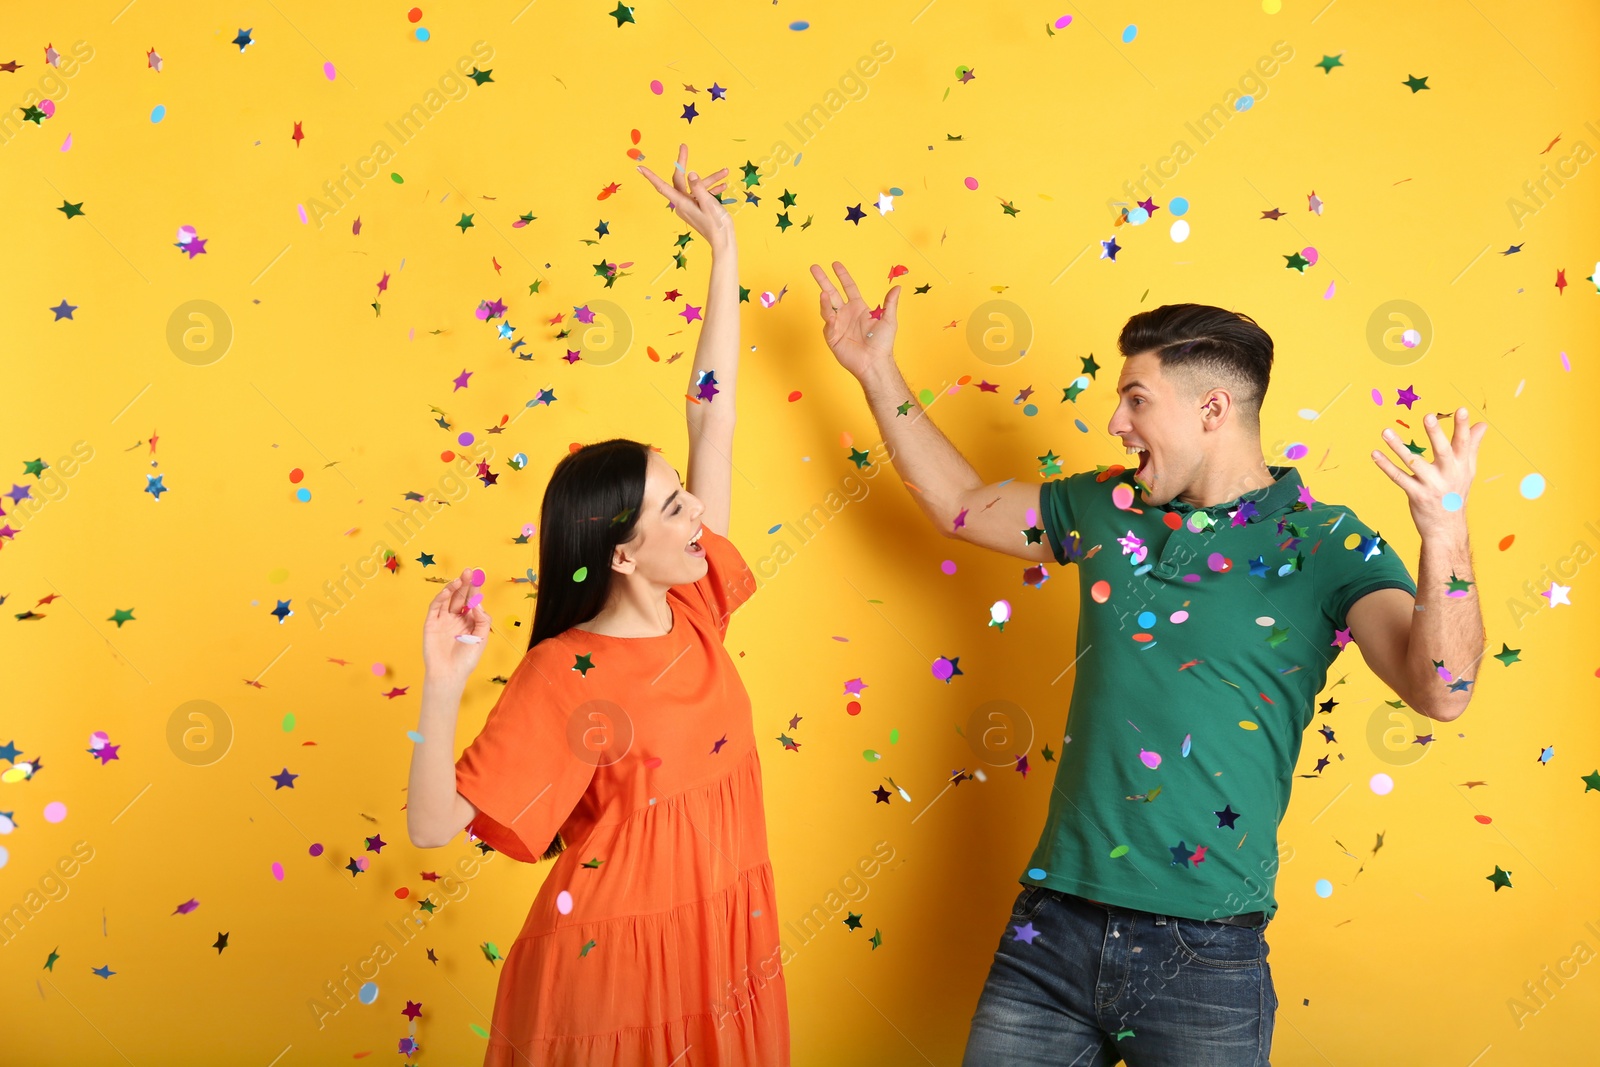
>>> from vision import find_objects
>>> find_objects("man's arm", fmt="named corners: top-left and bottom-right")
top-left (1348, 522), bottom-right (1483, 722)
top-left (857, 361), bottom-right (1051, 560)
top-left (811, 260), bottom-right (1050, 562)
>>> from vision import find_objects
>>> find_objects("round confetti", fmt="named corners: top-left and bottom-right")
top-left (1181, 734), bottom-right (1192, 758)
top-left (1237, 720), bottom-right (1261, 732)
top-left (415, 27), bottom-right (430, 42)
top-left (1023, 404), bottom-right (1039, 417)
top-left (0, 846), bottom-right (7, 870)
top-left (40, 100), bottom-right (55, 118)
top-left (787, 390), bottom-right (802, 402)
top-left (767, 523), bottom-right (783, 534)
top-left (1285, 443), bottom-right (1308, 460)
top-left (1401, 329), bottom-right (1421, 348)
top-left (1520, 472), bottom-right (1545, 499)
top-left (1128, 206), bottom-right (1149, 225)
top-left (309, 843), bottom-right (324, 857)
top-left (282, 713), bottom-right (295, 731)
top-left (407, 730), bottom-right (425, 743)
top-left (1027, 867), bottom-right (1048, 879)
top-left (272, 862), bottom-right (284, 881)
top-left (470, 568), bottom-right (486, 587)
top-left (1121, 24), bottom-right (1137, 42)
top-left (1108, 845), bottom-right (1128, 859)
top-left (573, 566), bottom-right (589, 582)
top-left (289, 468), bottom-right (304, 483)
top-left (323, 61), bottom-right (336, 80)
top-left (395, 887), bottom-right (409, 899)
top-left (557, 890), bottom-right (573, 914)
top-left (931, 657), bottom-right (954, 681)
top-left (847, 701), bottom-right (861, 716)
top-left (90, 730), bottom-right (109, 750)
top-left (1264, 0), bottom-right (1283, 11)
top-left (1090, 580), bottom-right (1111, 603)
top-left (1301, 246), bottom-right (1318, 266)
top-left (359, 982), bottom-right (379, 1004)
top-left (1055, 15), bottom-right (1073, 28)
top-left (1442, 491), bottom-right (1463, 512)
top-left (863, 749), bottom-right (881, 762)
top-left (990, 600), bottom-right (1012, 626)
top-left (44, 802), bottom-right (67, 824)
top-left (295, 488), bottom-right (311, 502)
top-left (1170, 219), bottom-right (1190, 242)
top-left (1370, 772), bottom-right (1395, 795)
top-left (1208, 553), bottom-right (1232, 573)
top-left (0, 813), bottom-right (13, 834)
top-left (1234, 95), bottom-right (1254, 111)
top-left (1314, 879), bottom-right (1333, 898)
top-left (1111, 484), bottom-right (1135, 510)
top-left (390, 172), bottom-right (404, 183)
top-left (1170, 196), bottom-right (1189, 216)
top-left (371, 662), bottom-right (386, 676)
top-left (408, 7), bottom-right (423, 21)
top-left (790, 20), bottom-right (810, 30)
top-left (940, 560), bottom-right (957, 575)
top-left (650, 79), bottom-right (664, 95)
top-left (889, 729), bottom-right (900, 744)
top-left (1169, 609), bottom-right (1189, 624)
top-left (1140, 749), bottom-right (1161, 769)
top-left (150, 104), bottom-right (166, 122)
top-left (963, 176), bottom-right (979, 190)
top-left (1136, 610), bottom-right (1156, 628)
top-left (458, 431), bottom-right (475, 446)
top-left (917, 388), bottom-right (935, 405)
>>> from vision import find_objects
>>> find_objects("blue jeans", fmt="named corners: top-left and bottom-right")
top-left (962, 885), bottom-right (1277, 1066)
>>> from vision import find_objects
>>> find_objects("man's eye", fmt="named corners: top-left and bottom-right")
top-left (1132, 397), bottom-right (1145, 407)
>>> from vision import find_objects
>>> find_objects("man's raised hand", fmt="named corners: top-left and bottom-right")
top-left (810, 260), bottom-right (901, 380)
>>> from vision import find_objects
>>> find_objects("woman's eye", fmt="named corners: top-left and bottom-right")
top-left (672, 503), bottom-right (683, 515)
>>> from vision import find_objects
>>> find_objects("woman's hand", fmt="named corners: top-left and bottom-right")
top-left (636, 143), bottom-right (734, 250)
top-left (422, 569), bottom-right (491, 691)
top-left (810, 260), bottom-right (902, 382)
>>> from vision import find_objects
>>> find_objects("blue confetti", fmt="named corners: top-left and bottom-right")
top-left (1121, 24), bottom-right (1137, 43)
top-left (407, 730), bottom-right (425, 743)
top-left (1235, 95), bottom-right (1254, 111)
top-left (415, 26), bottom-right (430, 42)
top-left (789, 20), bottom-right (810, 30)
top-left (1170, 196), bottom-right (1189, 216)
top-left (767, 523), bottom-right (783, 534)
top-left (150, 104), bottom-right (166, 122)
top-left (1073, 418), bottom-right (1089, 433)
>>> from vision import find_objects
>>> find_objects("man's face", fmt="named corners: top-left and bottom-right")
top-left (1107, 352), bottom-right (1205, 507)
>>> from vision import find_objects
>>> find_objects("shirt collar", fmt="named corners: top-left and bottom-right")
top-left (1158, 464), bottom-right (1303, 521)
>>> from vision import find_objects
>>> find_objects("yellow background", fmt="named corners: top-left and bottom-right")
top-left (3, 1), bottom-right (1598, 1063)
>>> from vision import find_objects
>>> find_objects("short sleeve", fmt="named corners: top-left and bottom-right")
top-left (673, 526), bottom-right (756, 639)
top-left (1039, 477), bottom-right (1082, 567)
top-left (1315, 509), bottom-right (1419, 634)
top-left (454, 650), bottom-right (597, 863)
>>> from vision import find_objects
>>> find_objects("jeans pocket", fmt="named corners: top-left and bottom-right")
top-left (1170, 917), bottom-right (1266, 968)
top-left (1009, 884), bottom-right (1051, 924)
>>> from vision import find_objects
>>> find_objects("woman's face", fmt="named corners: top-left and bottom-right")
top-left (615, 450), bottom-right (708, 586)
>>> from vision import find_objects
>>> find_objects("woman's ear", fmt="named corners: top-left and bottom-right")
top-left (610, 542), bottom-right (637, 576)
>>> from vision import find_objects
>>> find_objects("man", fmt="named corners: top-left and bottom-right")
top-left (810, 261), bottom-right (1487, 1066)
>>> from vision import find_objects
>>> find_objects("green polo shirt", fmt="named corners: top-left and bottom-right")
top-left (1028, 464), bottom-right (1417, 921)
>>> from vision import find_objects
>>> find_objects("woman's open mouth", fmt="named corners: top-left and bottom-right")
top-left (686, 527), bottom-right (705, 558)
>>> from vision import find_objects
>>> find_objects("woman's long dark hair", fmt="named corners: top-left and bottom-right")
top-left (523, 438), bottom-right (651, 861)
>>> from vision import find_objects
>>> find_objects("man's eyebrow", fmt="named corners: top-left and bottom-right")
top-left (1118, 380), bottom-right (1150, 394)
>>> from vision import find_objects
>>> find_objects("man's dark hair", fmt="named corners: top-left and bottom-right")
top-left (1117, 303), bottom-right (1274, 426)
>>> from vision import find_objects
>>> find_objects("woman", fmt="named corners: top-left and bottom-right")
top-left (407, 144), bottom-right (788, 1066)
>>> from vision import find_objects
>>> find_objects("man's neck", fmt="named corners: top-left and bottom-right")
top-left (1177, 456), bottom-right (1277, 510)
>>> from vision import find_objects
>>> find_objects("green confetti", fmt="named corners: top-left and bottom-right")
top-left (573, 566), bottom-right (588, 582)
top-left (282, 713), bottom-right (295, 731)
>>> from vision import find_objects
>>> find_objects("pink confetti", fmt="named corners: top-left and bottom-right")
top-left (323, 61), bottom-right (336, 80)
top-left (649, 79), bottom-right (664, 95)
top-left (60, 133), bottom-right (72, 151)
top-left (963, 176), bottom-right (979, 190)
top-left (271, 862), bottom-right (285, 881)
top-left (297, 203), bottom-right (308, 224)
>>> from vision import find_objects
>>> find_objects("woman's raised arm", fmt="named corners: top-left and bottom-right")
top-left (636, 144), bottom-right (739, 535)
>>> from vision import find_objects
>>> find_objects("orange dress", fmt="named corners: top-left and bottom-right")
top-left (455, 527), bottom-right (790, 1067)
